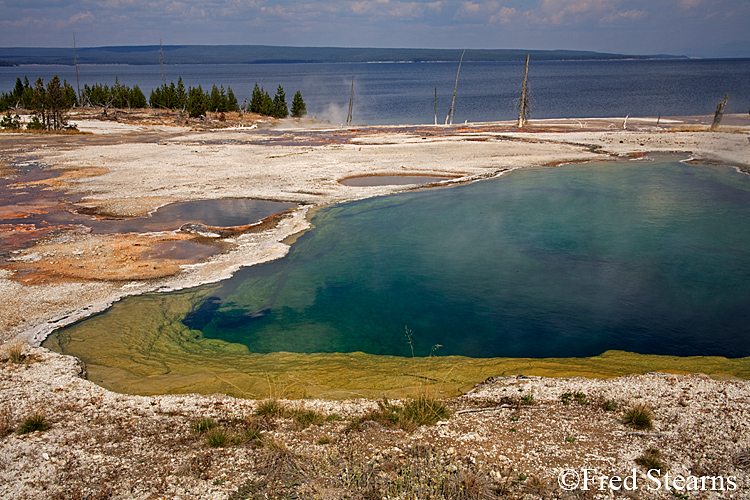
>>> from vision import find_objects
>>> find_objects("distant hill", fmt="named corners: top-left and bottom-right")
top-left (0, 45), bottom-right (687, 66)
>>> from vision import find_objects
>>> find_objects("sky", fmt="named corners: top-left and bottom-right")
top-left (0, 0), bottom-right (748, 57)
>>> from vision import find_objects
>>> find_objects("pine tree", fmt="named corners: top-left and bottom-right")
top-left (290, 90), bottom-right (307, 118)
top-left (272, 85), bottom-right (288, 119)
top-left (249, 83), bottom-right (263, 113)
top-left (260, 88), bottom-right (273, 116)
top-left (187, 85), bottom-right (206, 117)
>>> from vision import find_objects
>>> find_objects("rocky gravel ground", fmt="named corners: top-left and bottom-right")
top-left (1, 346), bottom-right (748, 499)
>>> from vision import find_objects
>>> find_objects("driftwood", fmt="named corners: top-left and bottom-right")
top-left (627, 431), bottom-right (665, 438)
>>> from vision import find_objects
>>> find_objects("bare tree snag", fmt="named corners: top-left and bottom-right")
top-left (711, 93), bottom-right (729, 131)
top-left (518, 54), bottom-right (530, 128)
top-left (448, 49), bottom-right (465, 126)
top-left (346, 78), bottom-right (354, 126)
top-left (159, 40), bottom-right (167, 86)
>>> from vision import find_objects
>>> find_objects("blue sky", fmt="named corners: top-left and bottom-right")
top-left (1, 0), bottom-right (748, 57)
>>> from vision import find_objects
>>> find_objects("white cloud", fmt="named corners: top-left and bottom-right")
top-left (600, 8), bottom-right (646, 22)
top-left (680, 0), bottom-right (701, 8)
top-left (69, 11), bottom-right (95, 22)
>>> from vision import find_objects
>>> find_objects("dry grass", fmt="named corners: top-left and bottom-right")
top-left (353, 396), bottom-right (450, 433)
top-left (0, 340), bottom-right (26, 364)
top-left (0, 406), bottom-right (13, 436)
top-left (635, 448), bottom-right (663, 472)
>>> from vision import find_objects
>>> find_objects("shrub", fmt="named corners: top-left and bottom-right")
top-left (520, 392), bottom-right (535, 405)
top-left (0, 111), bottom-right (21, 130)
top-left (623, 403), bottom-right (654, 430)
top-left (17, 412), bottom-right (50, 434)
top-left (317, 436), bottom-right (332, 445)
top-left (602, 399), bottom-right (617, 412)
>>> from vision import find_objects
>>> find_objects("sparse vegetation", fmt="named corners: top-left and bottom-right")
top-left (520, 392), bottom-right (535, 405)
top-left (205, 427), bottom-right (231, 448)
top-left (354, 396), bottom-right (450, 432)
top-left (561, 391), bottom-right (588, 405)
top-left (191, 417), bottom-right (218, 434)
top-left (1, 339), bottom-right (26, 363)
top-left (255, 399), bottom-right (285, 418)
top-left (635, 448), bottom-right (663, 472)
top-left (0, 407), bottom-right (12, 436)
top-left (17, 411), bottom-right (50, 434)
top-left (602, 399), bottom-right (617, 412)
top-left (290, 408), bottom-right (326, 430)
top-left (623, 403), bottom-right (654, 430)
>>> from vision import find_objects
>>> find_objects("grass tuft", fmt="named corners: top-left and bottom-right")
top-left (17, 412), bottom-right (50, 434)
top-left (354, 396), bottom-right (449, 433)
top-left (0, 340), bottom-right (26, 364)
top-left (205, 428), bottom-right (231, 448)
top-left (623, 403), bottom-right (654, 430)
top-left (191, 417), bottom-right (218, 434)
top-left (635, 448), bottom-right (663, 472)
top-left (290, 409), bottom-right (326, 430)
top-left (255, 399), bottom-right (285, 418)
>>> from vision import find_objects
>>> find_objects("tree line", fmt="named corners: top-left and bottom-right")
top-left (1, 75), bottom-right (308, 130)
top-left (0, 76), bottom-right (78, 130)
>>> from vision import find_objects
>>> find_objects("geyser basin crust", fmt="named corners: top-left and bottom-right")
top-left (46, 156), bottom-right (750, 398)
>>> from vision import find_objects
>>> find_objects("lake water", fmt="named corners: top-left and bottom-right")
top-left (51, 156), bottom-right (750, 363)
top-left (2, 59), bottom-right (750, 125)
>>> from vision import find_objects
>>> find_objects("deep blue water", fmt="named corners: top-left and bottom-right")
top-left (2, 59), bottom-right (749, 125)
top-left (176, 157), bottom-right (750, 359)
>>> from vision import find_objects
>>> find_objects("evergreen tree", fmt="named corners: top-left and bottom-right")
top-left (260, 89), bottom-right (273, 116)
top-left (129, 85), bottom-right (148, 108)
top-left (187, 85), bottom-right (207, 117)
top-left (272, 85), bottom-right (288, 119)
top-left (175, 77), bottom-right (187, 110)
top-left (249, 83), bottom-right (263, 114)
top-left (290, 90), bottom-right (307, 118)
top-left (226, 87), bottom-right (239, 111)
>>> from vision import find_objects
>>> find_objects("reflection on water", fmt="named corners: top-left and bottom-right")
top-left (47, 156), bottom-right (750, 397)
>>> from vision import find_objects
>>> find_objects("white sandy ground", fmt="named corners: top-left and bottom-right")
top-left (0, 115), bottom-right (749, 499)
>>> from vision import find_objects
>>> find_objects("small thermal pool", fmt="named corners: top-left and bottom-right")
top-left (339, 175), bottom-right (454, 187)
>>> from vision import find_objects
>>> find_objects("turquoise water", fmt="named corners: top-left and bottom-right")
top-left (180, 156), bottom-right (750, 359)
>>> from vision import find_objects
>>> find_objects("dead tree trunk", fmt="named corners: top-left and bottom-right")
top-left (518, 54), bottom-right (530, 128)
top-left (447, 49), bottom-right (465, 125)
top-left (159, 40), bottom-right (167, 86)
top-left (711, 93), bottom-right (729, 131)
top-left (74, 33), bottom-right (81, 103)
top-left (346, 78), bottom-right (354, 126)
